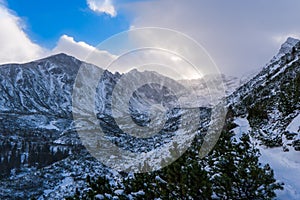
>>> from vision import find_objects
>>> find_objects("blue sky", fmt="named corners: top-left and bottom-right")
top-left (5, 0), bottom-right (133, 48)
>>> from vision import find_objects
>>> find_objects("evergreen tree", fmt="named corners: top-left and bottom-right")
top-left (72, 124), bottom-right (283, 200)
top-left (211, 132), bottom-right (284, 200)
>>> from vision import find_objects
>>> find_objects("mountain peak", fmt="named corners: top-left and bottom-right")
top-left (286, 36), bottom-right (299, 43)
top-left (277, 37), bottom-right (300, 56)
top-left (35, 53), bottom-right (82, 68)
top-left (39, 53), bottom-right (77, 62)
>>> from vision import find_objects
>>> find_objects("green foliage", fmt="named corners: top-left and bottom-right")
top-left (247, 102), bottom-right (268, 125)
top-left (121, 147), bottom-right (212, 199)
top-left (210, 133), bottom-right (283, 199)
top-left (260, 135), bottom-right (283, 148)
top-left (0, 139), bottom-right (69, 178)
top-left (279, 73), bottom-right (300, 115)
top-left (74, 131), bottom-right (283, 199)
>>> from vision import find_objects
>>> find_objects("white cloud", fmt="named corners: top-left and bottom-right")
top-left (87, 0), bottom-right (117, 17)
top-left (52, 35), bottom-right (116, 68)
top-left (125, 0), bottom-right (300, 77)
top-left (0, 3), bottom-right (116, 68)
top-left (0, 4), bottom-right (47, 64)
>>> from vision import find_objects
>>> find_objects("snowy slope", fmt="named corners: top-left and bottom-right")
top-left (228, 37), bottom-right (300, 149)
top-left (232, 117), bottom-right (300, 200)
top-left (228, 37), bottom-right (300, 199)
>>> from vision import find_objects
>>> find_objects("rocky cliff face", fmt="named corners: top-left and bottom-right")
top-left (228, 37), bottom-right (300, 150)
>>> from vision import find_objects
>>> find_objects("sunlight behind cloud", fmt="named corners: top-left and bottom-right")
top-left (89, 28), bottom-right (211, 80)
top-left (127, 0), bottom-right (300, 77)
top-left (170, 56), bottom-right (182, 62)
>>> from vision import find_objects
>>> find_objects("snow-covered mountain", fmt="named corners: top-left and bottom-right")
top-left (0, 53), bottom-right (209, 199)
top-left (1, 37), bottom-right (300, 199)
top-left (228, 37), bottom-right (300, 150)
top-left (179, 74), bottom-right (240, 96)
top-left (178, 74), bottom-right (240, 107)
top-left (228, 37), bottom-right (300, 199)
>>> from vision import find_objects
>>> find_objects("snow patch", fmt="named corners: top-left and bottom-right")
top-left (232, 117), bottom-right (251, 140)
top-left (259, 147), bottom-right (300, 200)
top-left (40, 121), bottom-right (59, 131)
top-left (286, 114), bottom-right (300, 133)
top-left (232, 117), bottom-right (300, 199)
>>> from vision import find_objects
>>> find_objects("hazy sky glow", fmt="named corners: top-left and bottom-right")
top-left (1, 0), bottom-right (300, 77)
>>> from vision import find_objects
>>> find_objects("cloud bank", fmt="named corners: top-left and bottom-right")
top-left (0, 4), bottom-right (46, 64)
top-left (125, 0), bottom-right (300, 77)
top-left (53, 35), bottom-right (116, 68)
top-left (2, 0), bottom-right (300, 78)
